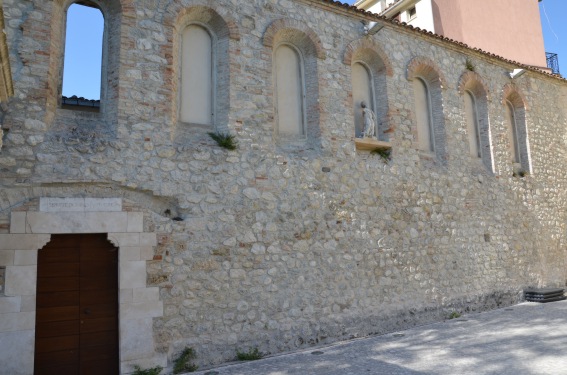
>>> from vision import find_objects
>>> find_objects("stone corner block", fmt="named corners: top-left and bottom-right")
top-left (127, 212), bottom-right (144, 233)
top-left (139, 233), bottom-right (157, 247)
top-left (9, 212), bottom-right (26, 234)
top-left (119, 261), bottom-right (146, 289)
top-left (120, 301), bottom-right (163, 320)
top-left (133, 287), bottom-right (159, 303)
top-left (0, 234), bottom-right (51, 250)
top-left (0, 296), bottom-right (22, 314)
top-left (0, 330), bottom-right (35, 375)
top-left (5, 266), bottom-right (37, 296)
top-left (108, 233), bottom-right (140, 247)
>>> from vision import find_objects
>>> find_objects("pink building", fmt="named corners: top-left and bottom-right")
top-left (355, 0), bottom-right (548, 69)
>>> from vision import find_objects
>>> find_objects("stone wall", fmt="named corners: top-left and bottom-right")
top-left (1, 0), bottom-right (567, 372)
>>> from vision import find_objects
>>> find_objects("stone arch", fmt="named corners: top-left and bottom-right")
top-left (45, 0), bottom-right (131, 128)
top-left (458, 70), bottom-right (489, 100)
top-left (343, 39), bottom-right (392, 76)
top-left (407, 56), bottom-right (447, 88)
top-left (345, 39), bottom-right (391, 140)
top-left (163, 4), bottom-right (238, 138)
top-left (502, 84), bottom-right (531, 173)
top-left (163, 3), bottom-right (241, 41)
top-left (458, 71), bottom-right (494, 172)
top-left (407, 57), bottom-right (447, 163)
top-left (263, 19), bottom-right (326, 60)
top-left (264, 19), bottom-right (322, 147)
top-left (502, 83), bottom-right (529, 111)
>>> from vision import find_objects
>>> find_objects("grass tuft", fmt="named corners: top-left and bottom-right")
top-left (173, 347), bottom-right (199, 374)
top-left (370, 148), bottom-right (392, 162)
top-left (132, 365), bottom-right (162, 375)
top-left (448, 311), bottom-right (462, 319)
top-left (465, 59), bottom-right (475, 72)
top-left (236, 347), bottom-right (263, 361)
top-left (208, 132), bottom-right (238, 150)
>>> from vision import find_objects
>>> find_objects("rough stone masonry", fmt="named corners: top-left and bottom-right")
top-left (1, 0), bottom-right (567, 373)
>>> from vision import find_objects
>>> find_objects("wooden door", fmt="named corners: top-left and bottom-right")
top-left (34, 234), bottom-right (119, 375)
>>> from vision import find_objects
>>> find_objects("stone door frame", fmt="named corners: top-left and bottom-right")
top-left (0, 198), bottom-right (166, 375)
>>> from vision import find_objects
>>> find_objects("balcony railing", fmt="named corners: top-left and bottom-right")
top-left (546, 52), bottom-right (560, 75)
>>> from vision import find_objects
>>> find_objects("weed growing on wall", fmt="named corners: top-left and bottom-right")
top-left (236, 347), bottom-right (263, 361)
top-left (208, 132), bottom-right (238, 150)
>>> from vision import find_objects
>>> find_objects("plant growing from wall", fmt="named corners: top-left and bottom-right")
top-left (465, 59), bottom-right (475, 72)
top-left (132, 365), bottom-right (162, 375)
top-left (236, 347), bottom-right (263, 361)
top-left (371, 148), bottom-right (391, 162)
top-left (208, 132), bottom-right (238, 150)
top-left (173, 347), bottom-right (199, 374)
top-left (448, 311), bottom-right (462, 319)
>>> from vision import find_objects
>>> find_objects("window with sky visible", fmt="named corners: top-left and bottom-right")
top-left (62, 4), bottom-right (104, 100)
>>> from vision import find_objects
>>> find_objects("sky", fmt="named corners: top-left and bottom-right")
top-left (62, 4), bottom-right (103, 100)
top-left (538, 0), bottom-right (567, 74)
top-left (62, 0), bottom-right (567, 100)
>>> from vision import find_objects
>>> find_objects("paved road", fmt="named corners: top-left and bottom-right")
top-left (192, 301), bottom-right (567, 375)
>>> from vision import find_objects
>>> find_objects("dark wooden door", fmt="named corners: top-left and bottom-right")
top-left (34, 234), bottom-right (119, 375)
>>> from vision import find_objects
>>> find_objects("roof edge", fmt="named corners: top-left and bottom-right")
top-left (295, 0), bottom-right (565, 83)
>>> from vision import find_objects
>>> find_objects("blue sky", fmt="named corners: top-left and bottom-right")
top-left (62, 4), bottom-right (103, 100)
top-left (343, 0), bottom-right (567, 74)
top-left (62, 1), bottom-right (567, 99)
top-left (539, 0), bottom-right (566, 73)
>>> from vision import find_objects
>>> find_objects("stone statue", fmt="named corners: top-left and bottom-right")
top-left (361, 101), bottom-right (378, 138)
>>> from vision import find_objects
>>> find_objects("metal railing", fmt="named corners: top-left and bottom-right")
top-left (546, 52), bottom-right (560, 75)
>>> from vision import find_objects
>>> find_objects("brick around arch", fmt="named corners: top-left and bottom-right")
top-left (343, 38), bottom-right (393, 76)
top-left (163, 1), bottom-right (240, 40)
top-left (55, 0), bottom-right (134, 15)
top-left (502, 83), bottom-right (529, 110)
top-left (406, 56), bottom-right (447, 87)
top-left (263, 19), bottom-right (326, 60)
top-left (458, 70), bottom-right (490, 99)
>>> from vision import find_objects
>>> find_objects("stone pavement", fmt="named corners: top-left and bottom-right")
top-left (192, 301), bottom-right (567, 375)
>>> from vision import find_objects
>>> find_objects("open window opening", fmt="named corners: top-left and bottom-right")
top-left (61, 3), bottom-right (104, 112)
top-left (408, 6), bottom-right (417, 21)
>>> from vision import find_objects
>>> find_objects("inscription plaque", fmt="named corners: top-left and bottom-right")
top-left (40, 198), bottom-right (122, 212)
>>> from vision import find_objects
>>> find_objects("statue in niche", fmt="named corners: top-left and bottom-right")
top-left (361, 101), bottom-right (378, 139)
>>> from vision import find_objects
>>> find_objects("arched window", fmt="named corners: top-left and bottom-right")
top-left (180, 24), bottom-right (214, 126)
top-left (172, 6), bottom-right (234, 138)
top-left (464, 91), bottom-right (481, 158)
top-left (407, 58), bottom-right (447, 163)
top-left (502, 86), bottom-right (531, 174)
top-left (505, 100), bottom-right (521, 164)
top-left (458, 71), bottom-right (493, 171)
top-left (345, 42), bottom-right (391, 142)
top-left (61, 3), bottom-right (104, 111)
top-left (263, 20), bottom-right (322, 146)
top-left (413, 77), bottom-right (434, 152)
top-left (274, 44), bottom-right (305, 138)
top-left (352, 62), bottom-right (375, 137)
